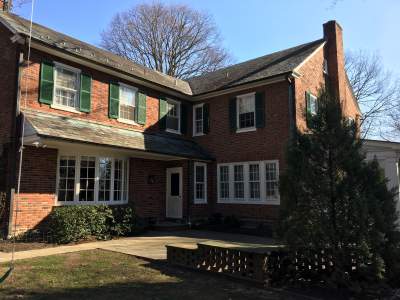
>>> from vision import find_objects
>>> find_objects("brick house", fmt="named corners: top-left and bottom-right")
top-left (0, 6), bottom-right (360, 235)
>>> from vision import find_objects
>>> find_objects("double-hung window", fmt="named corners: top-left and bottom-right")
top-left (193, 104), bottom-right (204, 136)
top-left (53, 64), bottom-right (80, 110)
top-left (237, 93), bottom-right (256, 131)
top-left (166, 99), bottom-right (181, 133)
top-left (57, 155), bottom-right (129, 204)
top-left (307, 92), bottom-right (318, 116)
top-left (194, 162), bottom-right (207, 203)
top-left (119, 84), bottom-right (137, 122)
top-left (217, 160), bottom-right (279, 204)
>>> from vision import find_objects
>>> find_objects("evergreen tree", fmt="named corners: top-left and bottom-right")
top-left (279, 87), bottom-right (399, 287)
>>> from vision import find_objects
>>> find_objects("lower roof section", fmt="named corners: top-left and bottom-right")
top-left (23, 109), bottom-right (213, 161)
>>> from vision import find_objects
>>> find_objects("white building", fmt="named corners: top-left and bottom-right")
top-left (363, 139), bottom-right (400, 213)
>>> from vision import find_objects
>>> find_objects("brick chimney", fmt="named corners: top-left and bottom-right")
top-left (323, 20), bottom-right (346, 102)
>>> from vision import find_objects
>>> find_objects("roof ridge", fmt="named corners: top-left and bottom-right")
top-left (187, 38), bottom-right (325, 81)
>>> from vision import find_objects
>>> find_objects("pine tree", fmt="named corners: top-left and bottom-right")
top-left (279, 87), bottom-right (399, 287)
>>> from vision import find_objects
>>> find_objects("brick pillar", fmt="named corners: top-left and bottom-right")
top-left (323, 20), bottom-right (346, 102)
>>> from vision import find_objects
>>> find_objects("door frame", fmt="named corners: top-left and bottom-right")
top-left (166, 167), bottom-right (183, 219)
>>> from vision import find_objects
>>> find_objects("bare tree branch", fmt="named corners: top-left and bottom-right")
top-left (345, 50), bottom-right (399, 139)
top-left (101, 2), bottom-right (231, 79)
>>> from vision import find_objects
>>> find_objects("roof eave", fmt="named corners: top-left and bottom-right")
top-left (28, 38), bottom-right (194, 100)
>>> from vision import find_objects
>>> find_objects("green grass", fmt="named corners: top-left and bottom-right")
top-left (0, 249), bottom-right (285, 300)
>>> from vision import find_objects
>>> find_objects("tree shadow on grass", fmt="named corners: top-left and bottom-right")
top-left (0, 260), bottom-right (287, 300)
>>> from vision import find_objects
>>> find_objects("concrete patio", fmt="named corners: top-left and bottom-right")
top-left (0, 230), bottom-right (276, 263)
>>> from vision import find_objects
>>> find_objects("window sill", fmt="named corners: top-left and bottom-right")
top-left (166, 129), bottom-right (181, 135)
top-left (193, 132), bottom-right (205, 137)
top-left (117, 118), bottom-right (138, 126)
top-left (194, 199), bottom-right (207, 204)
top-left (217, 199), bottom-right (280, 205)
top-left (51, 104), bottom-right (82, 114)
top-left (55, 201), bottom-right (129, 206)
top-left (236, 127), bottom-right (256, 133)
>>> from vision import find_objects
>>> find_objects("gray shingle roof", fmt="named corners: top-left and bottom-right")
top-left (0, 12), bottom-right (192, 95)
top-left (24, 110), bottom-right (213, 160)
top-left (0, 12), bottom-right (324, 97)
top-left (187, 39), bottom-right (325, 95)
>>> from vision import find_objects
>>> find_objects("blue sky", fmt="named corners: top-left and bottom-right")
top-left (14, 0), bottom-right (400, 76)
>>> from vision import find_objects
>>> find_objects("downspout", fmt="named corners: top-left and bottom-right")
top-left (6, 41), bottom-right (24, 238)
top-left (287, 74), bottom-right (296, 140)
top-left (187, 159), bottom-right (193, 227)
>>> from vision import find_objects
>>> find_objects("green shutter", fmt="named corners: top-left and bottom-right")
top-left (181, 103), bottom-right (187, 134)
top-left (203, 103), bottom-right (210, 134)
top-left (39, 61), bottom-right (54, 104)
top-left (255, 92), bottom-right (265, 128)
top-left (109, 82), bottom-right (119, 119)
top-left (136, 92), bottom-right (147, 125)
top-left (79, 74), bottom-right (91, 113)
top-left (306, 91), bottom-right (312, 127)
top-left (229, 97), bottom-right (237, 131)
top-left (159, 98), bottom-right (167, 130)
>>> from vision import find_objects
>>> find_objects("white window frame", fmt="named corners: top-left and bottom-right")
top-left (217, 160), bottom-right (280, 205)
top-left (51, 62), bottom-right (81, 113)
top-left (236, 92), bottom-right (256, 133)
top-left (118, 83), bottom-right (138, 125)
top-left (309, 93), bottom-right (318, 116)
top-left (56, 154), bottom-right (129, 205)
top-left (194, 162), bottom-right (207, 204)
top-left (166, 98), bottom-right (181, 134)
top-left (193, 103), bottom-right (204, 136)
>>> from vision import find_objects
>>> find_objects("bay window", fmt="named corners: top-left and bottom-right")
top-left (57, 155), bottom-right (129, 204)
top-left (217, 160), bottom-right (279, 204)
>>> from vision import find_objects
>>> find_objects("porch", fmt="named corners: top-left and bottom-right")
top-left (9, 110), bottom-right (212, 235)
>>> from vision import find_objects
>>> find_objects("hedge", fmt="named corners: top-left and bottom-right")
top-left (48, 205), bottom-right (135, 244)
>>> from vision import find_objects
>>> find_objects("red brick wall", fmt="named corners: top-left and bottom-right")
top-left (19, 50), bottom-right (193, 136)
top-left (10, 146), bottom-right (57, 234)
top-left (191, 81), bottom-right (290, 220)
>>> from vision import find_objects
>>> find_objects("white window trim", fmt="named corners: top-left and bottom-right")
top-left (193, 103), bottom-right (204, 137)
top-left (236, 92), bottom-right (256, 133)
top-left (52, 62), bottom-right (81, 113)
top-left (165, 98), bottom-right (181, 134)
top-left (217, 160), bottom-right (280, 205)
top-left (309, 93), bottom-right (318, 116)
top-left (55, 154), bottom-right (129, 206)
top-left (118, 82), bottom-right (138, 125)
top-left (194, 162), bottom-right (207, 204)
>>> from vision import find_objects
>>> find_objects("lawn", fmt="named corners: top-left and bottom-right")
top-left (0, 249), bottom-right (289, 300)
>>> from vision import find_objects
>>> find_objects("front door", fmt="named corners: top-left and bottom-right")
top-left (166, 167), bottom-right (183, 219)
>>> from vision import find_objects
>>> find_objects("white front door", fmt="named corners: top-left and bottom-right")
top-left (166, 167), bottom-right (183, 219)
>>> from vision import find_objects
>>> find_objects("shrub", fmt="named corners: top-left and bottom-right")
top-left (48, 205), bottom-right (136, 244)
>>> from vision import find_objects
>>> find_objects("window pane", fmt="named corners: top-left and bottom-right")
top-left (219, 166), bottom-right (229, 199)
top-left (113, 159), bottom-right (124, 201)
top-left (249, 164), bottom-right (260, 199)
top-left (58, 156), bottom-right (76, 202)
top-left (170, 173), bottom-right (180, 196)
top-left (79, 156), bottom-right (96, 201)
top-left (166, 101), bottom-right (180, 131)
top-left (194, 106), bottom-right (203, 134)
top-left (234, 165), bottom-right (244, 199)
top-left (195, 165), bottom-right (205, 182)
top-left (120, 86), bottom-right (136, 106)
top-left (54, 67), bottom-right (79, 108)
top-left (266, 162), bottom-right (278, 198)
top-left (238, 94), bottom-right (255, 129)
top-left (120, 104), bottom-right (135, 121)
top-left (98, 158), bottom-right (111, 202)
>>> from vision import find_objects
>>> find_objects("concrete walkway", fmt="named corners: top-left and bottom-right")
top-left (0, 230), bottom-right (276, 263)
